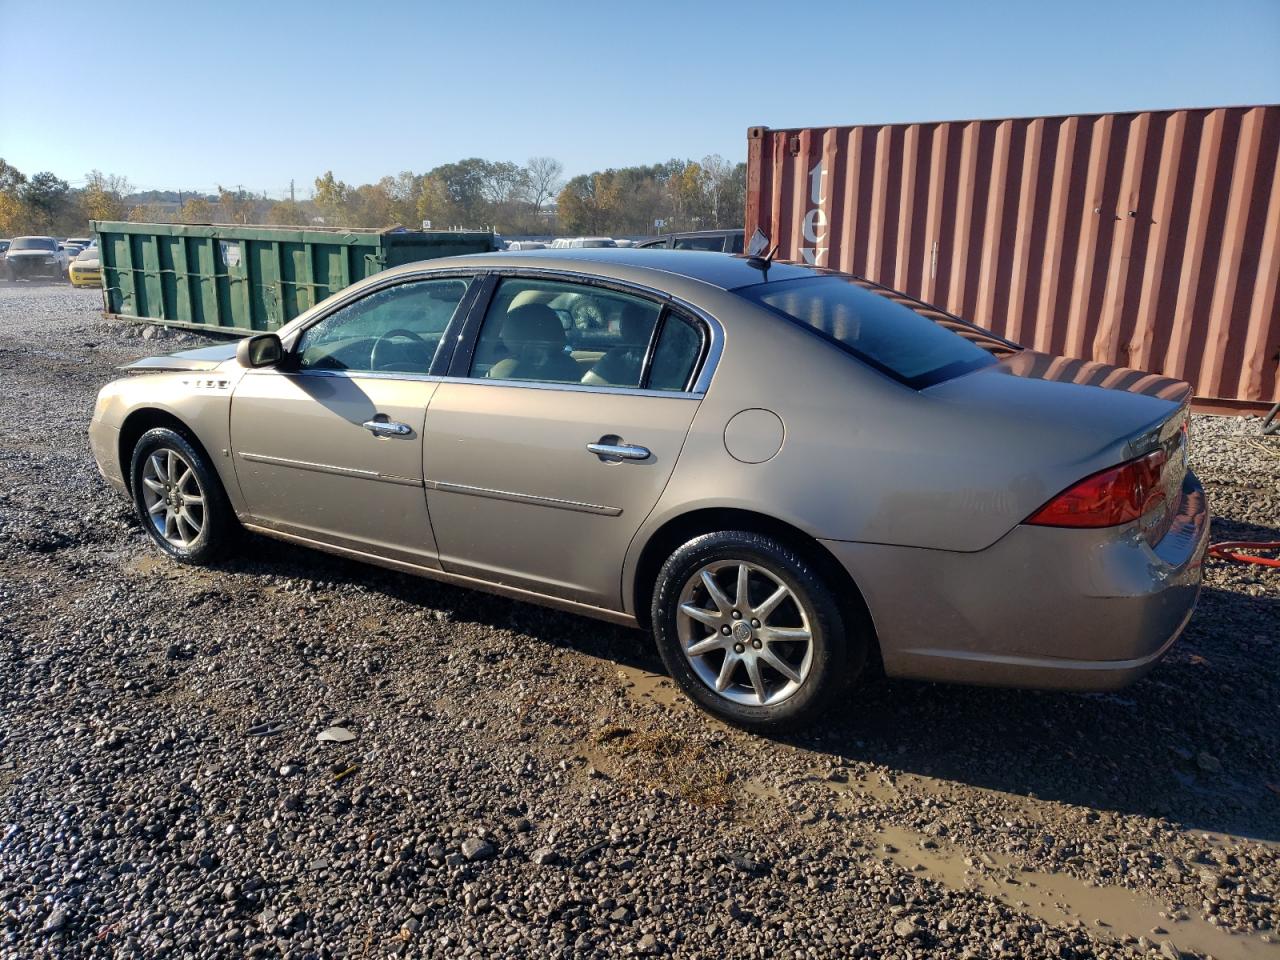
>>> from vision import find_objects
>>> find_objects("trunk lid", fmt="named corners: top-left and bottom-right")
top-left (920, 350), bottom-right (1191, 548)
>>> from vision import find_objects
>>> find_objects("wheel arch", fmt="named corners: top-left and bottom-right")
top-left (630, 507), bottom-right (879, 659)
top-left (117, 407), bottom-right (215, 494)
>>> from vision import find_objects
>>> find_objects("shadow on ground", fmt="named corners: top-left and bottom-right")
top-left (215, 534), bottom-right (1280, 843)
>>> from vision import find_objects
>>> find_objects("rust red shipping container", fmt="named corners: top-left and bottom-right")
top-left (746, 106), bottom-right (1280, 411)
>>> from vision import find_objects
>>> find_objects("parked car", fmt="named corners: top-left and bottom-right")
top-left (4, 236), bottom-right (68, 281)
top-left (68, 245), bottom-right (102, 287)
top-left (637, 229), bottom-right (745, 253)
top-left (89, 249), bottom-right (1208, 731)
top-left (565, 237), bottom-right (617, 248)
top-left (507, 241), bottom-right (547, 251)
top-left (67, 236), bottom-right (94, 248)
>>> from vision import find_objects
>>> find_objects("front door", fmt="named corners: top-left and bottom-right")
top-left (229, 275), bottom-right (474, 567)
top-left (422, 275), bottom-right (710, 609)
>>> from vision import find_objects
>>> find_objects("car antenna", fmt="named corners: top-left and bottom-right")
top-left (744, 228), bottom-right (777, 278)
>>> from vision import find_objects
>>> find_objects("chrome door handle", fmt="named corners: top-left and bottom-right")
top-left (362, 418), bottom-right (413, 437)
top-left (587, 440), bottom-right (651, 461)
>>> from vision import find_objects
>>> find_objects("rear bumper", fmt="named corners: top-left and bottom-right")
top-left (822, 471), bottom-right (1210, 691)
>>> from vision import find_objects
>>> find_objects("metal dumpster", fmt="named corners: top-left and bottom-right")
top-left (93, 222), bottom-right (494, 334)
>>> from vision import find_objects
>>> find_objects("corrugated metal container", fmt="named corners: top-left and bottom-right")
top-left (93, 222), bottom-right (493, 334)
top-left (746, 105), bottom-right (1280, 410)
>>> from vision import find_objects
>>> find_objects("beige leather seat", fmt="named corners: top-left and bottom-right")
top-left (487, 303), bottom-right (583, 382)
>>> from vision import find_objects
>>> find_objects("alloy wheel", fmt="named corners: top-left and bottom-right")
top-left (675, 560), bottom-right (814, 707)
top-left (139, 447), bottom-right (206, 549)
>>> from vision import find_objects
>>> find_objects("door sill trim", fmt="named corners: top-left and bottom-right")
top-left (241, 522), bottom-right (639, 628)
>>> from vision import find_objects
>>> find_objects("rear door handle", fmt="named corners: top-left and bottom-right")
top-left (363, 418), bottom-right (413, 437)
top-left (587, 439), bottom-right (651, 461)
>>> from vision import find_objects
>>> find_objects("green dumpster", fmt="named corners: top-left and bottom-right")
top-left (93, 221), bottom-right (493, 334)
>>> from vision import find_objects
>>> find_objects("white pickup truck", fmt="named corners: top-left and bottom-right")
top-left (3, 236), bottom-right (69, 281)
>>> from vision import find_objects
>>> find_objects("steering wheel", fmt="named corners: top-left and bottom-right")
top-left (370, 328), bottom-right (427, 371)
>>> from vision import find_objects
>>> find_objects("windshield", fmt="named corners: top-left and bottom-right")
top-left (11, 237), bottom-right (56, 251)
top-left (738, 275), bottom-right (1004, 389)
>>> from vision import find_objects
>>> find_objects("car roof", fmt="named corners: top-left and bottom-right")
top-left (401, 248), bottom-right (818, 291)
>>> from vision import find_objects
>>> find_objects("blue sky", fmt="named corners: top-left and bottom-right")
top-left (1, 0), bottom-right (1276, 196)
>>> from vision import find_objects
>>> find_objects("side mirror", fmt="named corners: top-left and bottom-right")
top-left (236, 333), bottom-right (283, 368)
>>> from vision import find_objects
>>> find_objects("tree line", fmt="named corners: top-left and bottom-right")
top-left (0, 155), bottom-right (746, 238)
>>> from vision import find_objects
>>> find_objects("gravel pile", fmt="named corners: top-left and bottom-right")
top-left (0, 283), bottom-right (1277, 959)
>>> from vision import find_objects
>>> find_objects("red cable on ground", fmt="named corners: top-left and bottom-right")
top-left (1207, 540), bottom-right (1280, 568)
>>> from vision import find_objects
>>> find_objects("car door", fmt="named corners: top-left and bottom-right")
top-left (228, 274), bottom-right (476, 567)
top-left (422, 274), bottom-right (714, 609)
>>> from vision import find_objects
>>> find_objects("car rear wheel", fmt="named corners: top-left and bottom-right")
top-left (129, 427), bottom-right (235, 564)
top-left (651, 531), bottom-right (860, 731)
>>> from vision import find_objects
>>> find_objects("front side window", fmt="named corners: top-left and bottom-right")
top-left (738, 276), bottom-right (999, 388)
top-left (295, 277), bottom-right (470, 374)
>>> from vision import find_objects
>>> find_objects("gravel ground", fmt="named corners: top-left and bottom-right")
top-left (0, 282), bottom-right (1277, 960)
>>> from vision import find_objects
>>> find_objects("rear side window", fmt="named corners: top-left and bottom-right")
top-left (647, 314), bottom-right (703, 391)
top-left (738, 276), bottom-right (997, 388)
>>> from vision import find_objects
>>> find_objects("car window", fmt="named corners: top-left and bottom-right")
top-left (468, 278), bottom-right (664, 387)
top-left (738, 276), bottom-right (999, 389)
top-left (729, 234), bottom-right (745, 253)
top-left (647, 313), bottom-right (704, 391)
top-left (11, 238), bottom-right (56, 251)
top-left (673, 235), bottom-right (727, 252)
top-left (295, 277), bottom-right (470, 375)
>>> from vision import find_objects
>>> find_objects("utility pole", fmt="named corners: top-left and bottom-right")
top-left (290, 179), bottom-right (295, 203)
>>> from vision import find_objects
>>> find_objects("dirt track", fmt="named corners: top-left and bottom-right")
top-left (0, 283), bottom-right (1277, 959)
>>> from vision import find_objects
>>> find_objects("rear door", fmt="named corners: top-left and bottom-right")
top-left (229, 274), bottom-right (476, 567)
top-left (422, 274), bottom-right (714, 609)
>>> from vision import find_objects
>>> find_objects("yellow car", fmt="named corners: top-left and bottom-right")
top-left (68, 247), bottom-right (101, 287)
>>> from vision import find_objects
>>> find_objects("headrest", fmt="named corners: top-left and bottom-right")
top-left (501, 303), bottom-right (565, 344)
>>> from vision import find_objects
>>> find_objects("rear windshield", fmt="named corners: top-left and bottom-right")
top-left (738, 276), bottom-right (1000, 388)
top-left (11, 237), bottom-right (56, 251)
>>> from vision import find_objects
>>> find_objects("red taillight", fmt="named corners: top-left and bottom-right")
top-left (1026, 450), bottom-right (1167, 528)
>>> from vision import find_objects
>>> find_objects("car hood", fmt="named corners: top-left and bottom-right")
top-left (72, 257), bottom-right (100, 269)
top-left (119, 342), bottom-right (239, 372)
top-left (6, 249), bottom-right (57, 258)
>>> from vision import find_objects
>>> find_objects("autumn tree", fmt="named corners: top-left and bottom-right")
top-left (313, 171), bottom-right (351, 225)
top-left (81, 170), bottom-right (132, 222)
top-left (179, 197), bottom-right (215, 222)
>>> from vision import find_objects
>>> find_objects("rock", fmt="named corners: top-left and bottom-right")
top-left (609, 906), bottom-right (631, 923)
top-left (401, 917), bottom-right (420, 937)
top-left (317, 726), bottom-right (356, 743)
top-left (1196, 752), bottom-right (1222, 773)
top-left (893, 918), bottom-right (921, 939)
top-left (636, 933), bottom-right (660, 954)
top-left (1160, 941), bottom-right (1182, 960)
top-left (532, 847), bottom-right (559, 865)
top-left (461, 837), bottom-right (495, 861)
top-left (43, 905), bottom-right (69, 933)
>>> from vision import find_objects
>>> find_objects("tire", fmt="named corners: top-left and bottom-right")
top-left (129, 427), bottom-right (236, 565)
top-left (651, 531), bottom-right (862, 732)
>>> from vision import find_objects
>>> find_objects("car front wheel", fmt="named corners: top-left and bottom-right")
top-left (129, 427), bottom-right (235, 564)
top-left (651, 531), bottom-right (861, 731)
